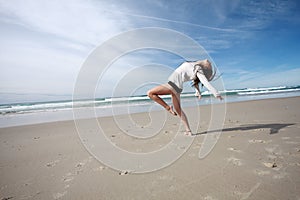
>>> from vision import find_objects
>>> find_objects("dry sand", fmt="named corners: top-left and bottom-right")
top-left (0, 97), bottom-right (300, 200)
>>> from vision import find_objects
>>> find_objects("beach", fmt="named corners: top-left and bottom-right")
top-left (0, 96), bottom-right (300, 200)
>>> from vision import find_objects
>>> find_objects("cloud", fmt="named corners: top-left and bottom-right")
top-left (109, 10), bottom-right (239, 33)
top-left (0, 38), bottom-right (83, 94)
top-left (225, 0), bottom-right (295, 30)
top-left (97, 63), bottom-right (174, 97)
top-left (251, 68), bottom-right (300, 87)
top-left (0, 0), bottom-right (135, 102)
top-left (210, 0), bottom-right (240, 22)
top-left (195, 36), bottom-right (233, 53)
top-left (0, 0), bottom-right (132, 46)
top-left (223, 67), bottom-right (300, 89)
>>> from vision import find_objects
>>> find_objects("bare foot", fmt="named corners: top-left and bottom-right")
top-left (166, 105), bottom-right (177, 116)
top-left (185, 130), bottom-right (192, 136)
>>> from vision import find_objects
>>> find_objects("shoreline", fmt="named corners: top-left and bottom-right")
top-left (0, 96), bottom-right (300, 199)
top-left (0, 95), bottom-right (299, 129)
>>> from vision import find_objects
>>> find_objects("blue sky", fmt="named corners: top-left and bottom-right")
top-left (0, 0), bottom-right (300, 103)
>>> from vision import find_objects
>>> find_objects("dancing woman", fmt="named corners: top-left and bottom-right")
top-left (147, 59), bottom-right (223, 136)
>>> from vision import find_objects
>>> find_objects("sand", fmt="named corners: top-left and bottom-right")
top-left (0, 97), bottom-right (300, 200)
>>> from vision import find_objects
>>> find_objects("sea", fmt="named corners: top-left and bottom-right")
top-left (1, 85), bottom-right (300, 128)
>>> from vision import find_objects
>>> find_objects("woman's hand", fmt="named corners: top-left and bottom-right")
top-left (194, 90), bottom-right (202, 100)
top-left (216, 95), bottom-right (223, 100)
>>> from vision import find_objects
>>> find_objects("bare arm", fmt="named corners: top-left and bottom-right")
top-left (196, 72), bottom-right (223, 100)
top-left (193, 83), bottom-right (202, 99)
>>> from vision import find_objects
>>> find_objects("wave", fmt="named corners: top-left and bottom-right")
top-left (237, 86), bottom-right (300, 96)
top-left (1, 85), bottom-right (300, 115)
top-left (238, 88), bottom-right (300, 95)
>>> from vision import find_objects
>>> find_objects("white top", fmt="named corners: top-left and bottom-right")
top-left (168, 61), bottom-right (220, 97)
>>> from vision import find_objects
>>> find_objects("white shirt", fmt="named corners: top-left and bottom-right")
top-left (168, 61), bottom-right (220, 97)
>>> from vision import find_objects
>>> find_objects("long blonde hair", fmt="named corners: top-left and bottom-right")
top-left (192, 60), bottom-right (216, 87)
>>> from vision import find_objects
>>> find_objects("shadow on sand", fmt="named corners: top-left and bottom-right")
top-left (194, 123), bottom-right (295, 136)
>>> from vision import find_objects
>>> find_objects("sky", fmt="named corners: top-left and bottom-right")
top-left (0, 0), bottom-right (300, 103)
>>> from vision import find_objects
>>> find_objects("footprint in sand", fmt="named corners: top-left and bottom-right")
top-left (46, 159), bottom-right (60, 167)
top-left (119, 170), bottom-right (130, 175)
top-left (262, 161), bottom-right (284, 172)
top-left (62, 172), bottom-right (74, 182)
top-left (249, 139), bottom-right (266, 144)
top-left (254, 169), bottom-right (271, 176)
top-left (53, 157), bottom-right (94, 200)
top-left (76, 162), bottom-right (85, 168)
top-left (227, 157), bottom-right (242, 166)
top-left (61, 160), bottom-right (89, 183)
top-left (227, 147), bottom-right (242, 153)
top-left (93, 166), bottom-right (106, 172)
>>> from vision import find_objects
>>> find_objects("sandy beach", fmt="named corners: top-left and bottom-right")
top-left (1, 96), bottom-right (300, 200)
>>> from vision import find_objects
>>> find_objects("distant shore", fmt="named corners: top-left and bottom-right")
top-left (1, 96), bottom-right (300, 199)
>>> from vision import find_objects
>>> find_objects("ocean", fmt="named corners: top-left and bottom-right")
top-left (1, 85), bottom-right (300, 128)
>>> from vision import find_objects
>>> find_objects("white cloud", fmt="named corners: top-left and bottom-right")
top-left (211, 0), bottom-right (240, 23)
top-left (97, 63), bottom-right (173, 97)
top-left (0, 0), bottom-right (135, 103)
top-left (251, 68), bottom-right (300, 87)
top-left (0, 39), bottom-right (83, 94)
top-left (229, 0), bottom-right (295, 30)
top-left (0, 0), bottom-right (131, 45)
top-left (223, 68), bottom-right (300, 89)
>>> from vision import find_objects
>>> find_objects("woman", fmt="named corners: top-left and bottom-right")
top-left (147, 59), bottom-right (223, 136)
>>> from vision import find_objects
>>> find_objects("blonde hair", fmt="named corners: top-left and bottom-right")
top-left (192, 60), bottom-right (217, 87)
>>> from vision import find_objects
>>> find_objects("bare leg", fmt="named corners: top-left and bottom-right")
top-left (147, 84), bottom-right (177, 116)
top-left (171, 93), bottom-right (192, 135)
